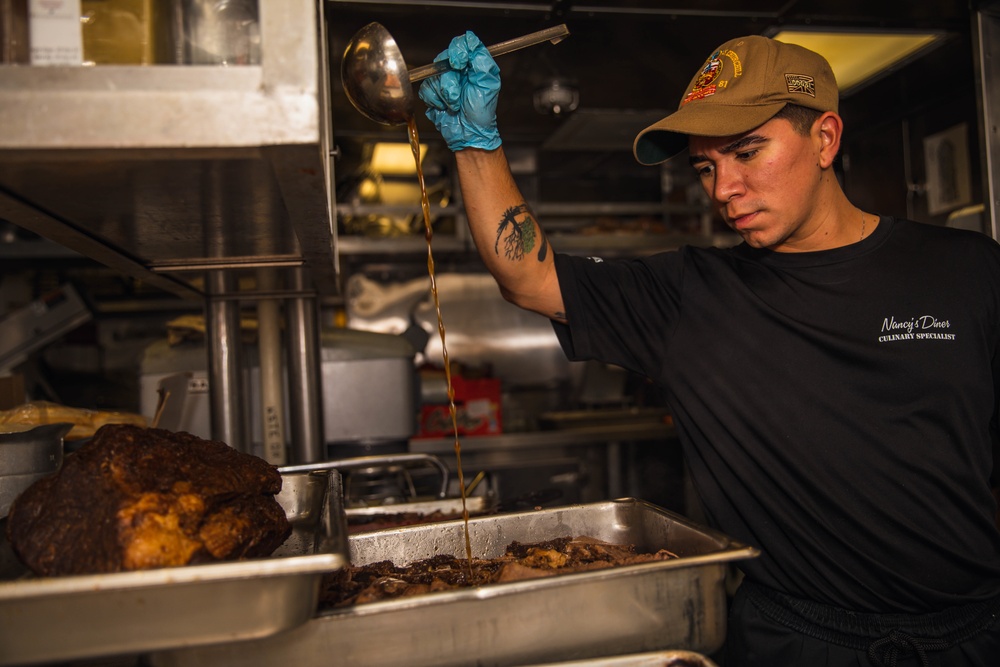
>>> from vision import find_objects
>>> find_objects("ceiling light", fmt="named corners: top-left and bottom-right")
top-left (769, 29), bottom-right (943, 94)
top-left (534, 78), bottom-right (580, 116)
top-left (370, 142), bottom-right (426, 175)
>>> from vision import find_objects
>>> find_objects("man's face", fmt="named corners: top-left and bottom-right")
top-left (688, 116), bottom-right (827, 252)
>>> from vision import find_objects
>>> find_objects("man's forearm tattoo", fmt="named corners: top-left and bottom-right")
top-left (495, 203), bottom-right (548, 262)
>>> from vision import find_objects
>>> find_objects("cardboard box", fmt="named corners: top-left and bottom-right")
top-left (417, 376), bottom-right (502, 438)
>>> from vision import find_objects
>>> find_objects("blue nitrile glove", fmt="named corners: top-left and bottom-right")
top-left (418, 31), bottom-right (501, 151)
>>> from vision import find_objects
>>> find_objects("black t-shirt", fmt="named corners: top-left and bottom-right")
top-left (553, 217), bottom-right (1000, 613)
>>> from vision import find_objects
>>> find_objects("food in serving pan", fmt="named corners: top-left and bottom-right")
top-left (320, 535), bottom-right (677, 608)
top-left (5, 424), bottom-right (290, 576)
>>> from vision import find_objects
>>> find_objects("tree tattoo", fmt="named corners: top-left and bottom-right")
top-left (496, 203), bottom-right (548, 262)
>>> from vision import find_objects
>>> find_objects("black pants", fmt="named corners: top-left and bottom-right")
top-left (725, 580), bottom-right (1000, 667)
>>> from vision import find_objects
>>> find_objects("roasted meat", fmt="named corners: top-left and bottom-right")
top-left (320, 535), bottom-right (678, 608)
top-left (6, 424), bottom-right (290, 576)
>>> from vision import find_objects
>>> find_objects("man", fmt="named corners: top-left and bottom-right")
top-left (419, 33), bottom-right (1000, 666)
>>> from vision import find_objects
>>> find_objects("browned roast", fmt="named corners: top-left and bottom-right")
top-left (5, 424), bottom-right (290, 576)
top-left (319, 536), bottom-right (678, 608)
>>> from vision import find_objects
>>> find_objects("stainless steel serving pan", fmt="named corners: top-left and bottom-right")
top-left (280, 452), bottom-right (451, 499)
top-left (0, 422), bottom-right (71, 516)
top-left (151, 498), bottom-right (759, 667)
top-left (281, 454), bottom-right (497, 531)
top-left (0, 468), bottom-right (349, 666)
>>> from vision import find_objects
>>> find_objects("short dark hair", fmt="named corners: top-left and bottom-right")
top-left (773, 104), bottom-right (823, 135)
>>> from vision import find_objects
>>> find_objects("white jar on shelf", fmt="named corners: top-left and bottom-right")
top-left (28, 0), bottom-right (83, 66)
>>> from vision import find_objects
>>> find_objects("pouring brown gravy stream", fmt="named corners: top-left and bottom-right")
top-left (408, 117), bottom-right (475, 577)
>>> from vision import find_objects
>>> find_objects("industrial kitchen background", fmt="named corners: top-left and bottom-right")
top-left (1, 0), bottom-right (999, 513)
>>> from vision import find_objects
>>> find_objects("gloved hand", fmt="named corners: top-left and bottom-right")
top-left (418, 31), bottom-right (502, 151)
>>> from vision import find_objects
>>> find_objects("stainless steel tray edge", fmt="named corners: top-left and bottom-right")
top-left (344, 497), bottom-right (757, 566)
top-left (325, 544), bottom-right (756, 620)
top-left (0, 468), bottom-right (349, 666)
top-left (0, 552), bottom-right (345, 600)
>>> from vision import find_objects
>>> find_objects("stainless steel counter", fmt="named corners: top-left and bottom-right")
top-left (409, 421), bottom-right (675, 454)
top-left (409, 421), bottom-right (684, 509)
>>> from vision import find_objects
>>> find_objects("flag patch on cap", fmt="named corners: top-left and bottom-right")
top-left (682, 49), bottom-right (743, 105)
top-left (784, 73), bottom-right (816, 97)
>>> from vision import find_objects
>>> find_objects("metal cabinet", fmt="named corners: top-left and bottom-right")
top-left (0, 0), bottom-right (337, 295)
top-left (0, 0), bottom-right (336, 461)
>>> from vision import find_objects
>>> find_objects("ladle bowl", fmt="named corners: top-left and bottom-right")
top-left (342, 22), bottom-right (570, 127)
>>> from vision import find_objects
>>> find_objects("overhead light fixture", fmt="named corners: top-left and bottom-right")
top-left (370, 142), bottom-right (426, 175)
top-left (534, 78), bottom-right (580, 116)
top-left (768, 28), bottom-right (943, 94)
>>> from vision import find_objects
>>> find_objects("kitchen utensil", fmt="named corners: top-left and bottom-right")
top-left (152, 372), bottom-right (192, 430)
top-left (464, 469), bottom-right (487, 496)
top-left (341, 22), bottom-right (570, 126)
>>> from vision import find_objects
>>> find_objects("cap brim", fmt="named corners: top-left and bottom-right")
top-left (633, 101), bottom-right (787, 166)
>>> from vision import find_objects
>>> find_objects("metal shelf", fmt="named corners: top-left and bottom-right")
top-left (0, 0), bottom-right (335, 463)
top-left (0, 0), bottom-right (338, 299)
top-left (334, 199), bottom-right (725, 260)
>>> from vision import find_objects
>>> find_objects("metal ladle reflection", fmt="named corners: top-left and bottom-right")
top-left (341, 22), bottom-right (570, 126)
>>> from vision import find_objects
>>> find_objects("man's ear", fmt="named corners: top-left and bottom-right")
top-left (815, 111), bottom-right (843, 169)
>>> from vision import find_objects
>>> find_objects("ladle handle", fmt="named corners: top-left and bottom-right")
top-left (407, 24), bottom-right (570, 83)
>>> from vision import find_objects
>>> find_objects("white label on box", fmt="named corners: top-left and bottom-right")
top-left (29, 0), bottom-right (83, 66)
top-left (465, 398), bottom-right (492, 419)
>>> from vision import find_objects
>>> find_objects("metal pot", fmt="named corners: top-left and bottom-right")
top-left (0, 422), bottom-right (72, 516)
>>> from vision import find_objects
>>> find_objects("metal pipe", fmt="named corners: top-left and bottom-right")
top-left (206, 270), bottom-right (248, 450)
top-left (150, 257), bottom-right (304, 272)
top-left (286, 268), bottom-right (324, 463)
top-left (257, 268), bottom-right (287, 465)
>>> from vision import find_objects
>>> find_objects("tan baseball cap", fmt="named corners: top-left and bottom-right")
top-left (633, 35), bottom-right (839, 165)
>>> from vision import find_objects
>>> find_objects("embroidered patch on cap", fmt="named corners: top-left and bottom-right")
top-left (784, 73), bottom-right (816, 97)
top-left (683, 48), bottom-right (743, 105)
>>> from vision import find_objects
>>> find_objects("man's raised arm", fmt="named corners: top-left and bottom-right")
top-left (418, 32), bottom-right (566, 322)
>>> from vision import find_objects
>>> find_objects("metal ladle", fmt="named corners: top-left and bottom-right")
top-left (342, 22), bottom-right (571, 126)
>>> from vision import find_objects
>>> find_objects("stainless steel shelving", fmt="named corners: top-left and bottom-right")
top-left (0, 0), bottom-right (335, 461)
top-left (0, 0), bottom-right (338, 298)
